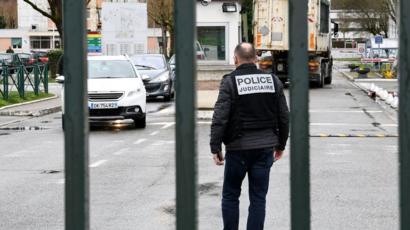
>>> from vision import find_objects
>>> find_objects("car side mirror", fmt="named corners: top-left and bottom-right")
top-left (142, 75), bottom-right (150, 81)
top-left (56, 75), bottom-right (65, 84)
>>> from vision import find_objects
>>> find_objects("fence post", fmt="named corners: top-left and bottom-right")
top-left (44, 64), bottom-right (48, 94)
top-left (2, 66), bottom-right (8, 100)
top-left (399, 0), bottom-right (410, 229)
top-left (34, 64), bottom-right (39, 96)
top-left (174, 0), bottom-right (197, 229)
top-left (63, 0), bottom-right (89, 229)
top-left (289, 0), bottom-right (310, 229)
top-left (17, 66), bottom-right (24, 98)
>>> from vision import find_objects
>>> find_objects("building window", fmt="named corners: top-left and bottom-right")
top-left (197, 26), bottom-right (226, 61)
top-left (11, 37), bottom-right (22, 49)
top-left (320, 1), bottom-right (330, 34)
top-left (30, 36), bottom-right (60, 49)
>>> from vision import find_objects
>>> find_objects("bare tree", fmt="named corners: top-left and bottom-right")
top-left (0, 0), bottom-right (17, 28)
top-left (22, 0), bottom-right (92, 47)
top-left (147, 0), bottom-right (174, 58)
top-left (333, 0), bottom-right (396, 37)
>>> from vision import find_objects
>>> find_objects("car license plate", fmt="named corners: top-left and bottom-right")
top-left (89, 102), bottom-right (118, 109)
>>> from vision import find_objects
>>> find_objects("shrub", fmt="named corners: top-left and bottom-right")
top-left (47, 49), bottom-right (63, 79)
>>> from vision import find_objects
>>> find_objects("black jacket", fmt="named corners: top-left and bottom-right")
top-left (210, 63), bottom-right (289, 154)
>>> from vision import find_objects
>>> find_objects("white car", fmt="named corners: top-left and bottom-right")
top-left (57, 56), bottom-right (147, 129)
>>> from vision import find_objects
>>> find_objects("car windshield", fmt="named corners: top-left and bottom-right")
top-left (88, 60), bottom-right (136, 79)
top-left (0, 54), bottom-right (12, 61)
top-left (18, 54), bottom-right (31, 59)
top-left (131, 55), bottom-right (166, 70)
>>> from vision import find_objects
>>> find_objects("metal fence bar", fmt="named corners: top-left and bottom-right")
top-left (174, 0), bottom-right (197, 229)
top-left (399, 0), bottom-right (410, 229)
top-left (34, 65), bottom-right (39, 95)
top-left (63, 0), bottom-right (89, 229)
top-left (17, 66), bottom-right (24, 98)
top-left (2, 66), bottom-right (8, 100)
top-left (43, 64), bottom-right (48, 94)
top-left (288, 0), bottom-right (310, 229)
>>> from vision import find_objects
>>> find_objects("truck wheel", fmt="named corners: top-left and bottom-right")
top-left (318, 63), bottom-right (325, 88)
top-left (325, 63), bottom-right (332, 85)
top-left (133, 116), bottom-right (146, 129)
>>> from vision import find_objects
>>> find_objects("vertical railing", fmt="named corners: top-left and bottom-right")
top-left (174, 0), bottom-right (197, 229)
top-left (17, 66), bottom-right (24, 98)
top-left (399, 0), bottom-right (410, 229)
top-left (34, 65), bottom-right (40, 95)
top-left (43, 64), bottom-right (49, 94)
top-left (2, 66), bottom-right (9, 100)
top-left (289, 0), bottom-right (310, 230)
top-left (63, 0), bottom-right (89, 229)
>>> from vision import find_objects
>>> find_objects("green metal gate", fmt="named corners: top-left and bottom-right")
top-left (62, 0), bottom-right (409, 229)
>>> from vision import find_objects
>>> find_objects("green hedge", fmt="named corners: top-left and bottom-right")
top-left (47, 49), bottom-right (63, 79)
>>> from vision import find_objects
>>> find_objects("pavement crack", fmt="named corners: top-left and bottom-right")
top-left (41, 170), bottom-right (62, 174)
top-left (198, 182), bottom-right (220, 196)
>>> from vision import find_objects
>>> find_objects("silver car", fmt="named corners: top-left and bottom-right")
top-left (130, 54), bottom-right (175, 101)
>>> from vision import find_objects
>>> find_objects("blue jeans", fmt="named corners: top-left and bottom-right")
top-left (222, 148), bottom-right (274, 230)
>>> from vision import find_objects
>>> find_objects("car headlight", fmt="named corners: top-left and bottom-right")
top-left (127, 90), bottom-right (138, 97)
top-left (149, 73), bottom-right (169, 83)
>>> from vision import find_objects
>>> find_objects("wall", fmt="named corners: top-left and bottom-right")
top-left (196, 1), bottom-right (241, 65)
top-left (0, 29), bottom-right (29, 52)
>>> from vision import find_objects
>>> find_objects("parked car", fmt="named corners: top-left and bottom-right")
top-left (17, 53), bottom-right (38, 72)
top-left (0, 53), bottom-right (20, 74)
top-left (130, 54), bottom-right (175, 101)
top-left (56, 55), bottom-right (147, 129)
top-left (31, 51), bottom-right (49, 63)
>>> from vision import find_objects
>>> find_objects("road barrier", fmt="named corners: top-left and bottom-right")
top-left (0, 64), bottom-right (49, 100)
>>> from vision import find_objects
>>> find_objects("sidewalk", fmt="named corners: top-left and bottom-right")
top-left (0, 83), bottom-right (62, 117)
top-left (339, 70), bottom-right (399, 110)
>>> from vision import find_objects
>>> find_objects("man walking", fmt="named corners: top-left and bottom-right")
top-left (210, 42), bottom-right (289, 230)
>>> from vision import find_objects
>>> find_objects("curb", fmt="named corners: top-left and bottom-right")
top-left (339, 70), bottom-right (398, 83)
top-left (0, 106), bottom-right (61, 117)
top-left (0, 95), bottom-right (58, 111)
top-left (340, 71), bottom-right (356, 82)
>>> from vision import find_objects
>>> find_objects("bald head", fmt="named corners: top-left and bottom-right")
top-left (234, 43), bottom-right (257, 65)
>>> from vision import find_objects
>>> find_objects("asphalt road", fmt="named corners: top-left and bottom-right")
top-left (0, 70), bottom-right (399, 229)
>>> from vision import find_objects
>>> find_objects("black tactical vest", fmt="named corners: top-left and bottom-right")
top-left (222, 67), bottom-right (280, 144)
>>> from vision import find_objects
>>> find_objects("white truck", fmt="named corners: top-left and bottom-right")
top-left (253, 0), bottom-right (337, 87)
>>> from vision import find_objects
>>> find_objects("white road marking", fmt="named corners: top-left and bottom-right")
top-left (161, 122), bottom-right (175, 129)
top-left (150, 131), bottom-right (160, 136)
top-left (113, 148), bottom-right (130, 156)
top-left (133, 138), bottom-right (147, 145)
top-left (151, 140), bottom-right (175, 146)
top-left (197, 121), bottom-right (212, 125)
top-left (311, 123), bottom-right (398, 127)
top-left (150, 121), bottom-right (398, 127)
top-left (309, 110), bottom-right (383, 113)
top-left (89, 160), bottom-right (107, 168)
